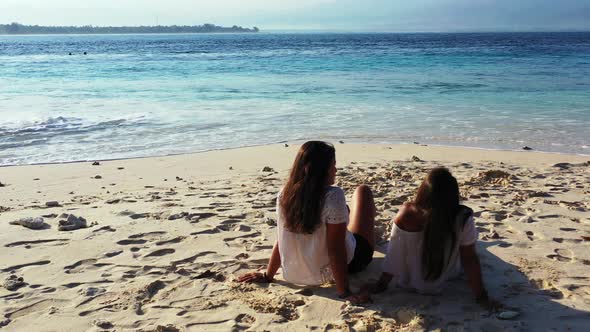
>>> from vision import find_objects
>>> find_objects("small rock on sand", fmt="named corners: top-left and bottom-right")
top-left (522, 146), bottom-right (533, 150)
top-left (92, 161), bottom-right (100, 166)
top-left (129, 213), bottom-right (149, 220)
top-left (518, 216), bottom-right (535, 223)
top-left (94, 175), bottom-right (102, 179)
top-left (3, 275), bottom-right (26, 291)
top-left (262, 166), bottom-right (275, 172)
top-left (9, 217), bottom-right (48, 230)
top-left (168, 212), bottom-right (188, 220)
top-left (264, 217), bottom-right (277, 226)
top-left (93, 319), bottom-right (113, 329)
top-left (156, 325), bottom-right (180, 332)
top-left (45, 201), bottom-right (60, 207)
top-left (58, 214), bottom-right (88, 231)
top-left (497, 311), bottom-right (520, 320)
top-left (82, 287), bottom-right (106, 297)
top-left (233, 224), bottom-right (251, 232)
top-left (411, 155), bottom-right (423, 162)
top-left (0, 181), bottom-right (5, 187)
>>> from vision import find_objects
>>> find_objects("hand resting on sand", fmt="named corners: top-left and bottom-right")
top-left (237, 271), bottom-right (273, 283)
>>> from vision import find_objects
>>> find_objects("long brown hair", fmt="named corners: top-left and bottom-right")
top-left (280, 141), bottom-right (335, 234)
top-left (416, 167), bottom-right (462, 281)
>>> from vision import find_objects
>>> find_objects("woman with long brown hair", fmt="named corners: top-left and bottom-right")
top-left (238, 141), bottom-right (375, 300)
top-left (366, 167), bottom-right (496, 308)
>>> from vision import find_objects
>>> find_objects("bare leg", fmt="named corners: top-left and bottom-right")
top-left (347, 184), bottom-right (376, 248)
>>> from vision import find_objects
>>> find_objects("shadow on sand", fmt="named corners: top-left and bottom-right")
top-left (278, 239), bottom-right (590, 331)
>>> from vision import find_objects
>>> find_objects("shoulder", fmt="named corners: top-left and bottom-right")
top-left (458, 205), bottom-right (477, 245)
top-left (394, 202), bottom-right (418, 223)
top-left (394, 202), bottom-right (425, 231)
top-left (324, 186), bottom-right (345, 201)
top-left (457, 205), bottom-right (474, 227)
top-left (322, 186), bottom-right (349, 223)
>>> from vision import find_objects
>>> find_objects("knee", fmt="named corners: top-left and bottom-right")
top-left (354, 184), bottom-right (373, 199)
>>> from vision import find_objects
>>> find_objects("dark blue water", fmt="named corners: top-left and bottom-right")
top-left (1, 32), bottom-right (589, 165)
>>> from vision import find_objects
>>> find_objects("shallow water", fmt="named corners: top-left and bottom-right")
top-left (1, 32), bottom-right (589, 165)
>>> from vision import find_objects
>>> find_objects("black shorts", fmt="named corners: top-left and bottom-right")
top-left (348, 233), bottom-right (374, 273)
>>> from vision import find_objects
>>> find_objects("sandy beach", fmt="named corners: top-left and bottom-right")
top-left (0, 143), bottom-right (589, 331)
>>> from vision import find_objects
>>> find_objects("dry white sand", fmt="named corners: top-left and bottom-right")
top-left (0, 143), bottom-right (589, 331)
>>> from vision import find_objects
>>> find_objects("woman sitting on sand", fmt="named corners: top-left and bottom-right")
top-left (363, 167), bottom-right (497, 308)
top-left (238, 141), bottom-right (376, 300)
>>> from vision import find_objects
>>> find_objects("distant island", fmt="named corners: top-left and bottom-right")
top-left (0, 23), bottom-right (260, 35)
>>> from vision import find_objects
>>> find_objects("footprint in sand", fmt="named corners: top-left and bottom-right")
top-left (4, 239), bottom-right (69, 249)
top-left (117, 239), bottom-right (148, 245)
top-left (104, 250), bottom-right (123, 258)
top-left (62, 280), bottom-right (113, 289)
top-left (191, 228), bottom-right (221, 235)
top-left (559, 227), bottom-right (577, 232)
top-left (129, 231), bottom-right (167, 239)
top-left (1, 260), bottom-right (51, 273)
top-left (116, 231), bottom-right (168, 246)
top-left (90, 280), bottom-right (166, 316)
top-left (547, 248), bottom-right (574, 262)
top-left (64, 259), bottom-right (112, 274)
top-left (222, 232), bottom-right (261, 243)
top-left (193, 269), bottom-right (226, 282)
top-left (530, 279), bottom-right (565, 299)
top-left (3, 298), bottom-right (69, 328)
top-left (188, 211), bottom-right (217, 221)
top-left (234, 313), bottom-right (256, 330)
top-left (170, 251), bottom-right (216, 268)
top-left (144, 248), bottom-right (176, 258)
top-left (240, 293), bottom-right (304, 321)
top-left (553, 237), bottom-right (582, 244)
top-left (155, 236), bottom-right (186, 246)
top-left (525, 231), bottom-right (536, 241)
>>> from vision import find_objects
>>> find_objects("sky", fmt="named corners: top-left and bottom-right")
top-left (1, 0), bottom-right (589, 31)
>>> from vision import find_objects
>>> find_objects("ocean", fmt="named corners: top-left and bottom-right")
top-left (0, 32), bottom-right (589, 165)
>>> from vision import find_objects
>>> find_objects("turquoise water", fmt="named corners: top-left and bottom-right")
top-left (0, 32), bottom-right (589, 165)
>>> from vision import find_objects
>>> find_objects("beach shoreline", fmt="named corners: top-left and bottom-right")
top-left (2, 140), bottom-right (589, 168)
top-left (1, 143), bottom-right (589, 331)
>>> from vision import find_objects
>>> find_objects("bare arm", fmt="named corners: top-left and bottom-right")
top-left (326, 222), bottom-right (349, 296)
top-left (238, 240), bottom-right (280, 283)
top-left (266, 240), bottom-right (281, 280)
top-left (459, 244), bottom-right (486, 300)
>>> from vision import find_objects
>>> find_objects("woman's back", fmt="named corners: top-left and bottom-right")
top-left (277, 186), bottom-right (356, 285)
top-left (382, 203), bottom-right (476, 293)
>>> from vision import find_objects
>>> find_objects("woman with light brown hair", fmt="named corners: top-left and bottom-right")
top-left (238, 141), bottom-right (375, 300)
top-left (363, 167), bottom-right (497, 308)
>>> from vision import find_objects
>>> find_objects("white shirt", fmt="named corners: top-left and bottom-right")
top-left (382, 209), bottom-right (478, 293)
top-left (277, 186), bottom-right (356, 285)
